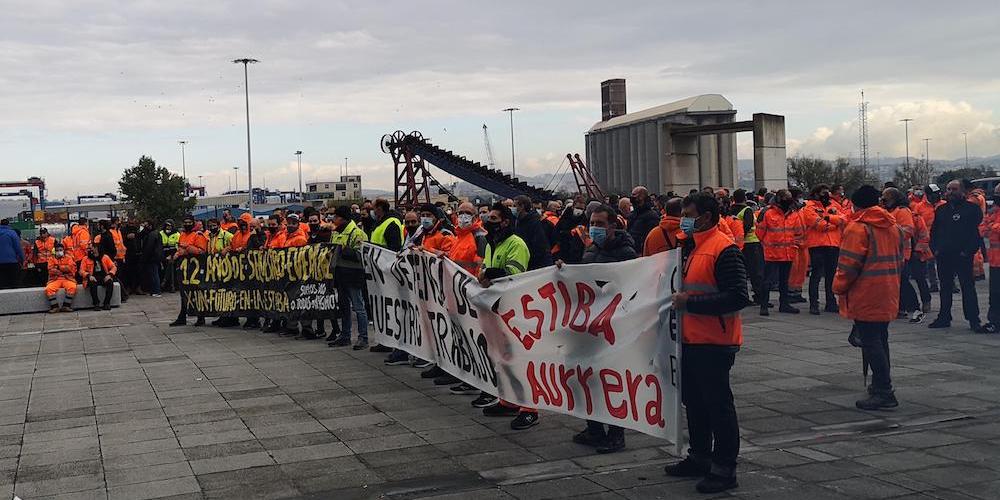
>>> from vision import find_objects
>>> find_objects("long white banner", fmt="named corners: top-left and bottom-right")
top-left (362, 243), bottom-right (683, 443)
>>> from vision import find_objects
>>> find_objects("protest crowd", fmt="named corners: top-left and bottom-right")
top-left (1, 176), bottom-right (997, 495)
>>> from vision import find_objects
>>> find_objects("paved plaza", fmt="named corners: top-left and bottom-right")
top-left (1, 287), bottom-right (1000, 500)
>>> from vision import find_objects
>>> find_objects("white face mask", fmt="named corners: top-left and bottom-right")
top-left (55, 250), bottom-right (65, 258)
top-left (457, 214), bottom-right (474, 228)
top-left (573, 208), bottom-right (584, 216)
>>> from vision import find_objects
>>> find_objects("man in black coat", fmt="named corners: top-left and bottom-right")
top-left (627, 186), bottom-right (660, 254)
top-left (140, 220), bottom-right (164, 296)
top-left (929, 179), bottom-right (984, 332)
top-left (513, 195), bottom-right (553, 271)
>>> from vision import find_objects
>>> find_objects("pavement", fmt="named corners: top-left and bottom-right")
top-left (1, 285), bottom-right (1000, 500)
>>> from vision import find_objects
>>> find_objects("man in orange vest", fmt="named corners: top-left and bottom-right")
top-left (802, 184), bottom-right (846, 315)
top-left (833, 185), bottom-right (903, 410)
top-left (80, 242), bottom-right (118, 311)
top-left (665, 193), bottom-right (749, 494)
top-left (756, 189), bottom-right (805, 315)
top-left (32, 227), bottom-right (56, 286)
top-left (980, 183), bottom-right (1000, 333)
top-left (169, 215), bottom-right (209, 327)
top-left (644, 197), bottom-right (684, 256)
top-left (881, 188), bottom-right (920, 321)
top-left (45, 242), bottom-right (78, 312)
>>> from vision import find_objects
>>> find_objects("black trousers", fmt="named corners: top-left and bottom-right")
top-left (937, 253), bottom-right (980, 325)
top-left (88, 279), bottom-right (114, 306)
top-left (856, 321), bottom-right (892, 395)
top-left (899, 260), bottom-right (919, 313)
top-left (682, 346), bottom-right (739, 478)
top-left (989, 267), bottom-right (1000, 325)
top-left (808, 246), bottom-right (838, 307)
top-left (763, 261), bottom-right (792, 307)
top-left (907, 259), bottom-right (932, 309)
top-left (742, 242), bottom-right (765, 303)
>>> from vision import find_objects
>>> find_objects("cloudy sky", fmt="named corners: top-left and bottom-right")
top-left (2, 1), bottom-right (999, 199)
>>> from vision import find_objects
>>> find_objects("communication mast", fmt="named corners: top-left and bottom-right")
top-left (482, 124), bottom-right (499, 171)
top-left (858, 89), bottom-right (870, 172)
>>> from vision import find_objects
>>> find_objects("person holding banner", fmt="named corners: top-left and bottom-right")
top-left (169, 215), bottom-right (208, 327)
top-left (280, 214), bottom-right (312, 338)
top-left (205, 219), bottom-right (239, 327)
top-left (329, 205), bottom-right (370, 350)
top-left (564, 204), bottom-right (637, 454)
top-left (665, 192), bottom-right (749, 494)
top-left (477, 202), bottom-right (538, 429)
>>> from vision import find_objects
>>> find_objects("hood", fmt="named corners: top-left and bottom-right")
top-left (658, 215), bottom-right (680, 231)
top-left (854, 206), bottom-right (896, 228)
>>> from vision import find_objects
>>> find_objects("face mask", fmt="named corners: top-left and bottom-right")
top-left (267, 226), bottom-right (277, 233)
top-left (238, 224), bottom-right (248, 232)
top-left (779, 200), bottom-right (793, 210)
top-left (536, 208), bottom-right (543, 215)
top-left (510, 207), bottom-right (518, 217)
top-left (209, 227), bottom-right (219, 234)
top-left (309, 223), bottom-right (320, 232)
top-left (55, 250), bottom-right (64, 258)
top-left (420, 217), bottom-right (434, 229)
top-left (589, 226), bottom-right (607, 246)
top-left (457, 214), bottom-right (474, 228)
top-left (183, 224), bottom-right (194, 231)
top-left (573, 208), bottom-right (584, 217)
top-left (483, 220), bottom-right (502, 236)
top-left (914, 190), bottom-right (924, 198)
top-left (679, 216), bottom-right (697, 235)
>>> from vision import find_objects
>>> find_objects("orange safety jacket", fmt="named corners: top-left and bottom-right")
top-left (912, 198), bottom-right (936, 230)
top-left (47, 255), bottom-right (77, 282)
top-left (220, 221), bottom-right (237, 233)
top-left (33, 236), bottom-right (55, 264)
top-left (681, 226), bottom-right (742, 346)
top-left (110, 228), bottom-right (126, 260)
top-left (981, 208), bottom-right (1000, 266)
top-left (887, 206), bottom-right (915, 261)
top-left (448, 222), bottom-right (486, 276)
top-left (756, 206), bottom-right (804, 262)
top-left (913, 212), bottom-right (931, 262)
top-left (801, 199), bottom-right (845, 248)
top-left (229, 229), bottom-right (253, 251)
top-left (70, 224), bottom-right (91, 261)
top-left (422, 228), bottom-right (456, 254)
top-left (80, 254), bottom-right (118, 283)
top-left (176, 231), bottom-right (208, 257)
top-left (265, 230), bottom-right (286, 249)
top-left (643, 216), bottom-right (684, 256)
top-left (833, 206), bottom-right (904, 322)
top-left (281, 228), bottom-right (309, 248)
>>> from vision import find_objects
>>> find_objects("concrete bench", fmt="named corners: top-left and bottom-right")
top-left (0, 284), bottom-right (121, 315)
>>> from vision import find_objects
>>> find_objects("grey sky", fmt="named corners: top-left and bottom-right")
top-left (2, 1), bottom-right (999, 198)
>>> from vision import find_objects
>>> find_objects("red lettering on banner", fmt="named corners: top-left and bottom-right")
top-left (569, 283), bottom-right (595, 332)
top-left (521, 295), bottom-right (544, 349)
top-left (500, 308), bottom-right (531, 349)
top-left (541, 363), bottom-right (563, 407)
top-left (645, 374), bottom-right (666, 427)
top-left (625, 370), bottom-right (642, 421)
top-left (577, 365), bottom-right (594, 414)
top-left (557, 281), bottom-right (572, 327)
top-left (559, 365), bottom-right (576, 411)
top-left (599, 369), bottom-right (628, 419)
top-left (499, 281), bottom-right (622, 351)
top-left (588, 293), bottom-right (621, 345)
top-left (538, 282), bottom-right (557, 332)
top-left (526, 361), bottom-right (550, 405)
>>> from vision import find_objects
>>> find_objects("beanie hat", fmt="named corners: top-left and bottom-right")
top-left (851, 185), bottom-right (880, 209)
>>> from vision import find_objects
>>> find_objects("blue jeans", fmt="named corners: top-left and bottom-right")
top-left (338, 287), bottom-right (367, 343)
top-left (146, 263), bottom-right (161, 295)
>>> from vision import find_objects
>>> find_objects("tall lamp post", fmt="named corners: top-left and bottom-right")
top-left (178, 140), bottom-right (188, 196)
top-left (197, 175), bottom-right (203, 196)
top-left (232, 166), bottom-right (239, 192)
top-left (899, 118), bottom-right (913, 169)
top-left (233, 58), bottom-right (259, 213)
top-left (923, 138), bottom-right (932, 168)
top-left (295, 151), bottom-right (303, 203)
top-left (963, 132), bottom-right (969, 168)
top-left (503, 107), bottom-right (520, 178)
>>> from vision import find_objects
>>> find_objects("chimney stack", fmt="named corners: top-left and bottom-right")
top-left (601, 79), bottom-right (626, 121)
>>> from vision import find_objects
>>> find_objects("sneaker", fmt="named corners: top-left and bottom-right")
top-left (449, 383), bottom-right (479, 395)
top-left (778, 305), bottom-right (799, 314)
top-left (60, 305), bottom-right (73, 313)
top-left (759, 305), bottom-right (769, 317)
top-left (169, 318), bottom-right (186, 327)
top-left (151, 293), bottom-right (163, 298)
top-left (928, 318), bottom-right (951, 329)
top-left (789, 294), bottom-right (807, 304)
top-left (809, 304), bottom-right (820, 315)
top-left (664, 458), bottom-right (710, 478)
top-left (572, 430), bottom-right (606, 447)
top-left (369, 344), bottom-right (393, 353)
top-left (855, 393), bottom-right (899, 411)
top-left (510, 412), bottom-right (539, 430)
top-left (471, 394), bottom-right (499, 408)
top-left (384, 351), bottom-right (410, 366)
top-left (93, 305), bottom-right (102, 312)
top-left (421, 366), bottom-right (445, 379)
top-left (328, 338), bottom-right (351, 347)
top-left (596, 433), bottom-right (625, 454)
top-left (482, 404), bottom-right (519, 417)
top-left (696, 474), bottom-right (739, 494)
top-left (352, 341), bottom-right (369, 351)
top-left (982, 323), bottom-right (999, 334)
top-left (413, 359), bottom-right (433, 369)
top-left (971, 323), bottom-right (986, 334)
top-left (434, 374), bottom-right (460, 386)
top-left (909, 311), bottom-right (925, 323)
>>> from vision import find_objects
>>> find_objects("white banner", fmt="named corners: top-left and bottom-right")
top-left (362, 243), bottom-right (683, 443)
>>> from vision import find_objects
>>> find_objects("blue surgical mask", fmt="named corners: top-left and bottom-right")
top-left (589, 226), bottom-right (607, 246)
top-left (420, 217), bottom-right (434, 229)
top-left (511, 207), bottom-right (519, 217)
top-left (679, 216), bottom-right (696, 235)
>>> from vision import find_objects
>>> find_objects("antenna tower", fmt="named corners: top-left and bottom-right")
top-left (858, 89), bottom-right (870, 172)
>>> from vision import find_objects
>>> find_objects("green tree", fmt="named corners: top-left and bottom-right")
top-left (934, 165), bottom-right (994, 186)
top-left (893, 159), bottom-right (935, 190)
top-left (118, 156), bottom-right (194, 222)
top-left (786, 156), bottom-right (878, 194)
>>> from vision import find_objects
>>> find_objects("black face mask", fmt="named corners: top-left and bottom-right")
top-left (238, 224), bottom-right (248, 232)
top-left (819, 194), bottom-right (831, 205)
top-left (309, 223), bottom-right (320, 232)
top-left (183, 224), bottom-right (194, 231)
top-left (267, 226), bottom-right (278, 233)
top-left (779, 200), bottom-right (793, 210)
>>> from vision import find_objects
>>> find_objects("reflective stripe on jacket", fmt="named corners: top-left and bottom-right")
top-left (888, 206), bottom-right (915, 261)
top-left (981, 208), bottom-right (1000, 266)
top-left (484, 234), bottom-right (529, 276)
top-left (833, 206), bottom-right (904, 322)
top-left (47, 255), bottom-right (77, 281)
top-left (681, 226), bottom-right (742, 346)
top-left (801, 199), bottom-right (845, 248)
top-left (756, 207), bottom-right (804, 262)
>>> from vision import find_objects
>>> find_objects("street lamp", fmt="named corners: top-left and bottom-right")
top-left (899, 118), bottom-right (913, 169)
top-left (923, 138), bottom-right (932, 167)
top-left (295, 151), bottom-right (303, 203)
top-left (503, 107), bottom-right (520, 178)
top-left (178, 140), bottom-right (188, 196)
top-left (963, 132), bottom-right (969, 168)
top-left (343, 157), bottom-right (348, 177)
top-left (233, 166), bottom-right (239, 192)
top-left (197, 175), bottom-right (203, 196)
top-left (233, 58), bottom-right (259, 213)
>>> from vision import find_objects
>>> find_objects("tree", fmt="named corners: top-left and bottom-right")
top-left (119, 156), bottom-right (194, 222)
top-left (934, 166), bottom-right (994, 186)
top-left (893, 159), bottom-right (935, 190)
top-left (786, 155), bottom-right (878, 194)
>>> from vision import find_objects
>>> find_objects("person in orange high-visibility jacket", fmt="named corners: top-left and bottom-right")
top-left (801, 185), bottom-right (846, 315)
top-left (907, 210), bottom-right (933, 317)
top-left (264, 214), bottom-right (287, 249)
top-left (169, 215), bottom-right (208, 327)
top-left (833, 185), bottom-right (904, 411)
top-left (416, 203), bottom-right (456, 255)
top-left (644, 197), bottom-right (685, 256)
top-left (32, 228), bottom-right (56, 285)
top-left (70, 218), bottom-right (91, 263)
top-left (80, 243), bottom-right (118, 310)
top-left (969, 187), bottom-right (988, 279)
top-left (756, 189), bottom-right (805, 315)
top-left (980, 183), bottom-right (1000, 332)
top-left (664, 193), bottom-right (749, 494)
top-left (45, 243), bottom-right (78, 312)
top-left (279, 214), bottom-right (309, 248)
top-left (447, 202), bottom-right (487, 277)
top-left (881, 188), bottom-right (921, 321)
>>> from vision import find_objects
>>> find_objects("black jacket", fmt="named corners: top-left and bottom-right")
top-left (581, 232), bottom-right (637, 264)
top-left (554, 208), bottom-right (587, 264)
top-left (141, 230), bottom-right (163, 264)
top-left (515, 211), bottom-right (553, 271)
top-left (683, 240), bottom-right (751, 316)
top-left (930, 200), bottom-right (983, 257)
top-left (627, 203), bottom-right (660, 254)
